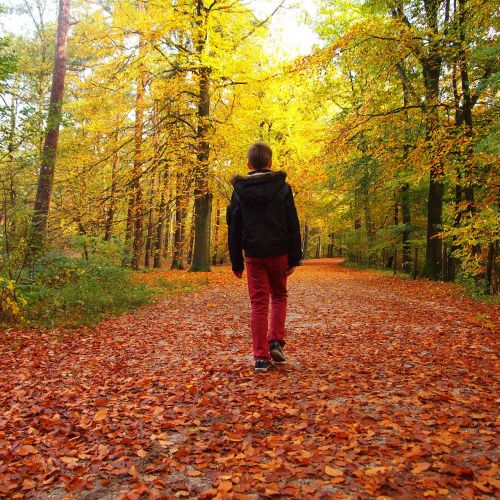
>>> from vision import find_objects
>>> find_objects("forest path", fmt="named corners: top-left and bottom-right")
top-left (1, 259), bottom-right (499, 499)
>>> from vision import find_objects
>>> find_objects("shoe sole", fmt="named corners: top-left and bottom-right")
top-left (255, 363), bottom-right (273, 372)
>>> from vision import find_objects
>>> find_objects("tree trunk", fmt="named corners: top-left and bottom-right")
top-left (104, 132), bottom-right (119, 241)
top-left (171, 173), bottom-right (187, 270)
top-left (401, 183), bottom-right (411, 273)
top-left (144, 175), bottom-right (157, 268)
top-left (399, 69), bottom-right (412, 274)
top-left (130, 18), bottom-right (146, 270)
top-left (315, 236), bottom-right (321, 259)
top-left (31, 0), bottom-right (70, 250)
top-left (8, 86), bottom-right (17, 211)
top-left (458, 0), bottom-right (475, 215)
top-left (421, 57), bottom-right (443, 278)
top-left (190, 0), bottom-right (212, 272)
top-left (187, 213), bottom-right (195, 266)
top-left (393, 196), bottom-right (399, 270)
top-left (327, 232), bottom-right (334, 258)
top-left (302, 223), bottom-right (309, 260)
top-left (190, 63), bottom-right (212, 272)
top-left (212, 198), bottom-right (221, 266)
top-left (123, 192), bottom-right (134, 266)
top-left (418, 0), bottom-right (444, 279)
top-left (485, 242), bottom-right (497, 295)
top-left (154, 171), bottom-right (168, 269)
top-left (364, 193), bottom-right (374, 264)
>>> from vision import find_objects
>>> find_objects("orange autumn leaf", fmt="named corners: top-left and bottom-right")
top-left (325, 466), bottom-right (344, 477)
top-left (93, 409), bottom-right (108, 422)
top-left (218, 481), bottom-right (232, 492)
top-left (17, 445), bottom-right (38, 456)
top-left (412, 462), bottom-right (432, 474)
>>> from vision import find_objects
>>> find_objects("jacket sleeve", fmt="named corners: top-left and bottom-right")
top-left (286, 186), bottom-right (303, 267)
top-left (226, 192), bottom-right (244, 272)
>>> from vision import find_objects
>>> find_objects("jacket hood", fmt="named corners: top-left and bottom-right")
top-left (231, 169), bottom-right (287, 205)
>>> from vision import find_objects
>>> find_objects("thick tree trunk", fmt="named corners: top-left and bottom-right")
top-left (31, 0), bottom-right (70, 249)
top-left (190, 62), bottom-right (212, 272)
top-left (190, 1), bottom-right (212, 272)
top-left (171, 173), bottom-right (187, 270)
top-left (327, 232), bottom-right (334, 258)
top-left (485, 243), bottom-right (497, 295)
top-left (412, 0), bottom-right (444, 279)
top-left (421, 58), bottom-right (443, 279)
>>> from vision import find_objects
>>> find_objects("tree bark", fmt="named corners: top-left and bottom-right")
top-left (144, 175), bottom-right (157, 268)
top-left (190, 0), bottom-right (212, 272)
top-left (421, 63), bottom-right (443, 278)
top-left (130, 13), bottom-right (146, 270)
top-left (401, 183), bottom-right (411, 273)
top-left (190, 63), bottom-right (212, 271)
top-left (171, 173), bottom-right (187, 270)
top-left (104, 132), bottom-right (119, 241)
top-left (399, 67), bottom-right (412, 274)
top-left (154, 170), bottom-right (169, 269)
top-left (485, 243), bottom-right (497, 295)
top-left (31, 0), bottom-right (70, 249)
top-left (457, 0), bottom-right (475, 214)
top-left (302, 223), bottom-right (309, 260)
top-left (212, 198), bottom-right (221, 266)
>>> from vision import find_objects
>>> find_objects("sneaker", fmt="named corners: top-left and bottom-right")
top-left (255, 360), bottom-right (273, 372)
top-left (270, 341), bottom-right (286, 363)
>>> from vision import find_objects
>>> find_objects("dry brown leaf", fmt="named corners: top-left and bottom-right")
top-left (93, 409), bottom-right (108, 421)
top-left (325, 466), bottom-right (344, 477)
top-left (412, 462), bottom-right (431, 474)
top-left (17, 445), bottom-right (38, 456)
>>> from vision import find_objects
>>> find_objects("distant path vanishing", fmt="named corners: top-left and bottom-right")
top-left (1, 259), bottom-right (498, 498)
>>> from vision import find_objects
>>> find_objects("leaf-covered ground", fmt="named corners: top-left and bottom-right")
top-left (1, 259), bottom-right (498, 499)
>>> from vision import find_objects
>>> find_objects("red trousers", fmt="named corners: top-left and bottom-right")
top-left (245, 254), bottom-right (288, 360)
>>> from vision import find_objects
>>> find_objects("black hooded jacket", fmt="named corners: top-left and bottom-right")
top-left (226, 169), bottom-right (302, 272)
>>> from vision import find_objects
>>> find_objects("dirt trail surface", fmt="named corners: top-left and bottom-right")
top-left (1, 259), bottom-right (499, 499)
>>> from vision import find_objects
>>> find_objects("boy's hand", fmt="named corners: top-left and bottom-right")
top-left (286, 267), bottom-right (296, 277)
top-left (233, 270), bottom-right (243, 279)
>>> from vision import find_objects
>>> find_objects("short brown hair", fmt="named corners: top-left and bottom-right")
top-left (248, 142), bottom-right (272, 169)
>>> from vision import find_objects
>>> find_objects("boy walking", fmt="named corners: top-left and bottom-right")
top-left (226, 142), bottom-right (302, 372)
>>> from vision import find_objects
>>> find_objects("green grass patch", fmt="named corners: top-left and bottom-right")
top-left (339, 260), bottom-right (411, 280)
top-left (5, 255), bottom-right (201, 329)
top-left (340, 260), bottom-right (499, 303)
